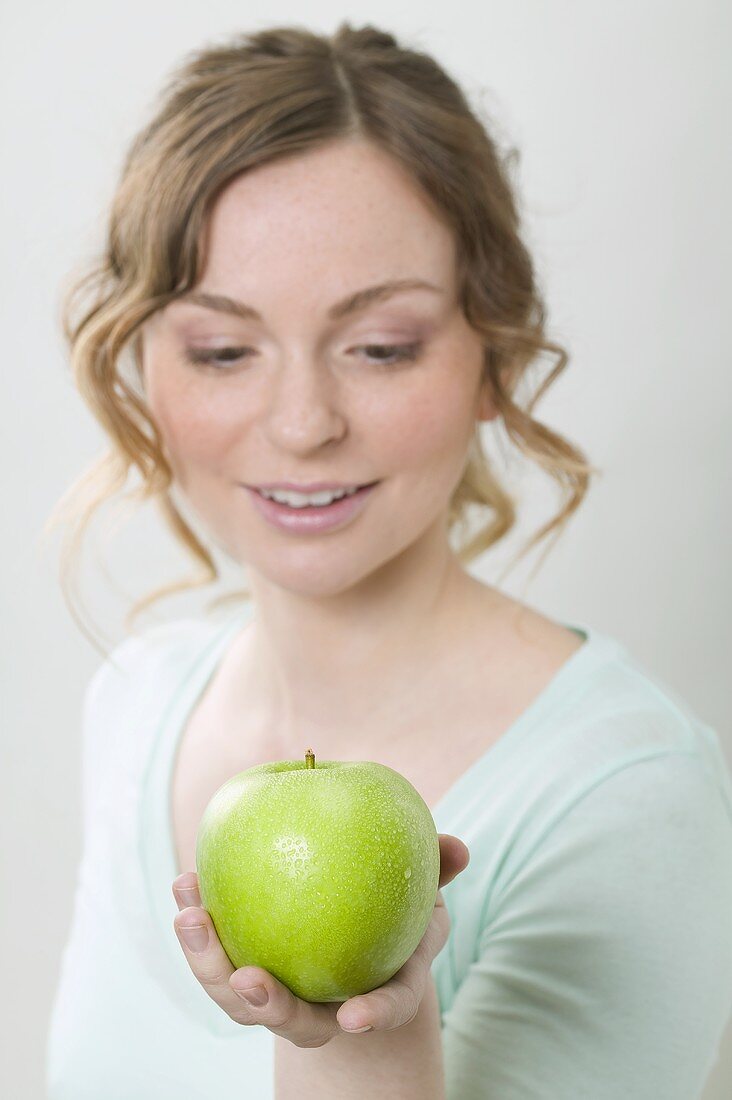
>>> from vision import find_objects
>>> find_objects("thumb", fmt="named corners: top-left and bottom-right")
top-left (437, 834), bottom-right (470, 888)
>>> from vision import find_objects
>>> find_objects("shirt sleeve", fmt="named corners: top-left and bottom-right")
top-left (441, 750), bottom-right (732, 1099)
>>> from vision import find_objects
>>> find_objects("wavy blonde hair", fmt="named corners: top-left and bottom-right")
top-left (44, 21), bottom-right (600, 655)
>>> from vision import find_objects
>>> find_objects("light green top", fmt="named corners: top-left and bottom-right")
top-left (46, 604), bottom-right (732, 1098)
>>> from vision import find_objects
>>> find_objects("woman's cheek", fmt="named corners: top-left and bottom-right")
top-left (377, 376), bottom-right (475, 475)
top-left (152, 377), bottom-right (251, 468)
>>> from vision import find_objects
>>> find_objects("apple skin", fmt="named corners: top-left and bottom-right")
top-left (195, 756), bottom-right (441, 1003)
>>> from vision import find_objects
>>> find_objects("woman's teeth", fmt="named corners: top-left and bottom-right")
top-left (258, 486), bottom-right (360, 508)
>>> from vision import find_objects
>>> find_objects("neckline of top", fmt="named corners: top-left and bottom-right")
top-left (139, 605), bottom-right (623, 1033)
top-left (158, 606), bottom-right (623, 875)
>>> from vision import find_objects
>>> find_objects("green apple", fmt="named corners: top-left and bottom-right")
top-left (196, 748), bottom-right (440, 1002)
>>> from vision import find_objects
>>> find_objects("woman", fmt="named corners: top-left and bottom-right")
top-left (46, 22), bottom-right (732, 1100)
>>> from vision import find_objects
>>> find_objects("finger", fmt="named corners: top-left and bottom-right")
top-left (437, 834), bottom-right (470, 888)
top-left (337, 898), bottom-right (450, 1034)
top-left (174, 905), bottom-right (267, 1024)
top-left (173, 872), bottom-right (201, 909)
top-left (229, 969), bottom-right (340, 1049)
top-left (174, 899), bottom-right (340, 1047)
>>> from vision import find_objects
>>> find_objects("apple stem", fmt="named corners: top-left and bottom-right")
top-left (305, 748), bottom-right (316, 769)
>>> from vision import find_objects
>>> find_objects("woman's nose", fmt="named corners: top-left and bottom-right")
top-left (264, 357), bottom-right (347, 453)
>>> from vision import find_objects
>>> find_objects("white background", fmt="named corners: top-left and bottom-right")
top-left (2, 2), bottom-right (730, 1096)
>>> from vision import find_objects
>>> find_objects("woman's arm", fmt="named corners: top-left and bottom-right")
top-left (274, 973), bottom-right (445, 1100)
top-left (440, 752), bottom-right (732, 1099)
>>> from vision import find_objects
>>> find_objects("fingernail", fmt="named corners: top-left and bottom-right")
top-left (344, 1022), bottom-right (373, 1033)
top-left (233, 985), bottom-right (269, 1007)
top-left (179, 923), bottom-right (209, 952)
top-left (175, 887), bottom-right (199, 908)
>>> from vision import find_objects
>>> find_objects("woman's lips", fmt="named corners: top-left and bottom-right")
top-left (244, 481), bottom-right (380, 533)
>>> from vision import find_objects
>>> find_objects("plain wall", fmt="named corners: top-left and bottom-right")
top-left (2, 2), bottom-right (730, 1096)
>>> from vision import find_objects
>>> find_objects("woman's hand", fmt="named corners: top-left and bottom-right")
top-left (172, 833), bottom-right (469, 1048)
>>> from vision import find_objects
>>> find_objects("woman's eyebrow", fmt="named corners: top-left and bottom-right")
top-left (176, 278), bottom-right (444, 322)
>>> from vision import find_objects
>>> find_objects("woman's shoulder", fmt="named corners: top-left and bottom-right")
top-left (84, 606), bottom-right (247, 714)
top-left (93, 614), bottom-right (213, 678)
top-left (492, 594), bottom-right (709, 750)
top-left (563, 620), bottom-right (715, 753)
top-left (483, 593), bottom-right (728, 801)
top-left (524, 615), bottom-right (732, 824)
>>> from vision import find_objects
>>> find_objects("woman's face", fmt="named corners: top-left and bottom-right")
top-left (140, 137), bottom-right (496, 597)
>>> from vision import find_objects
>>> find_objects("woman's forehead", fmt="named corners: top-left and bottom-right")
top-left (202, 142), bottom-right (456, 269)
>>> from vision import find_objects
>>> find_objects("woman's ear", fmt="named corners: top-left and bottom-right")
top-left (476, 360), bottom-right (511, 422)
top-left (476, 379), bottom-right (500, 422)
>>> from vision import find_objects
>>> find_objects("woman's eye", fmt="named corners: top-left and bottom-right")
top-left (355, 342), bottom-right (422, 366)
top-left (183, 341), bottom-right (422, 370)
top-left (184, 346), bottom-right (252, 367)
